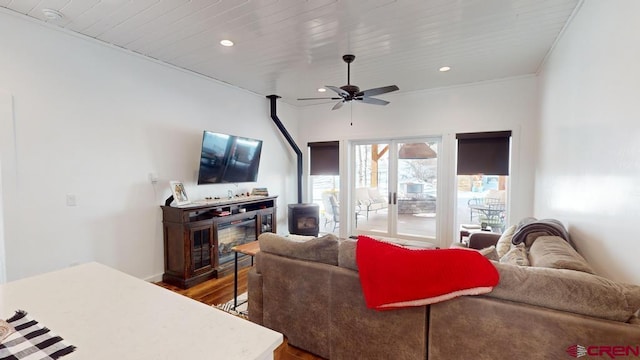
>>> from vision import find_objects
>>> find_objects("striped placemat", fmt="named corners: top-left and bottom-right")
top-left (0, 311), bottom-right (76, 360)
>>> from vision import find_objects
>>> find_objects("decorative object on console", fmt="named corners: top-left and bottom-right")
top-left (251, 187), bottom-right (269, 196)
top-left (356, 235), bottom-right (499, 310)
top-left (169, 181), bottom-right (189, 206)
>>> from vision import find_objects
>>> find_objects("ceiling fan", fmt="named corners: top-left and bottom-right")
top-left (298, 54), bottom-right (399, 110)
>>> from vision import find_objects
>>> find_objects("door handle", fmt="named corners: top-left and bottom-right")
top-left (393, 192), bottom-right (397, 205)
top-left (388, 192), bottom-right (392, 205)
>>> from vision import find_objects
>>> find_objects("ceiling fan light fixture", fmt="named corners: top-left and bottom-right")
top-left (439, 66), bottom-right (451, 72)
top-left (220, 39), bottom-right (234, 47)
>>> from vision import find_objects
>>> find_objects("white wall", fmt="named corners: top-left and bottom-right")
top-left (0, 11), bottom-right (299, 281)
top-left (299, 77), bottom-right (539, 243)
top-left (537, 0), bottom-right (640, 283)
top-left (0, 89), bottom-right (12, 283)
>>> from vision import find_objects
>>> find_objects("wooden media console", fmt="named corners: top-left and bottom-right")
top-left (161, 195), bottom-right (277, 289)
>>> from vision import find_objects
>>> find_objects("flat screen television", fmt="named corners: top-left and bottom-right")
top-left (197, 131), bottom-right (263, 184)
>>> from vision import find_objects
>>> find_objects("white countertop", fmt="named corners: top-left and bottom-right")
top-left (0, 262), bottom-right (282, 360)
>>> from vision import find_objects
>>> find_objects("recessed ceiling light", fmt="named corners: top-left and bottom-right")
top-left (439, 66), bottom-right (451, 72)
top-left (42, 8), bottom-right (63, 21)
top-left (220, 39), bottom-right (234, 47)
top-left (317, 88), bottom-right (326, 92)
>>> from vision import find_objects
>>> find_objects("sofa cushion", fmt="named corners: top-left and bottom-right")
top-left (528, 236), bottom-right (595, 274)
top-left (489, 262), bottom-right (640, 322)
top-left (258, 232), bottom-right (339, 265)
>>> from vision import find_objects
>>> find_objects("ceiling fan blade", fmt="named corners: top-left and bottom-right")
top-left (357, 85), bottom-right (399, 98)
top-left (357, 97), bottom-right (390, 106)
top-left (332, 101), bottom-right (344, 110)
top-left (326, 85), bottom-right (349, 98)
top-left (297, 97), bottom-right (342, 100)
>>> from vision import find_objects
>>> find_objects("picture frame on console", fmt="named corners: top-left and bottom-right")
top-left (170, 181), bottom-right (190, 206)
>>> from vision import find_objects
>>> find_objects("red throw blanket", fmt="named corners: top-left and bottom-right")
top-left (356, 235), bottom-right (499, 310)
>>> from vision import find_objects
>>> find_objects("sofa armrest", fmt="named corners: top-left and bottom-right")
top-left (467, 232), bottom-right (501, 250)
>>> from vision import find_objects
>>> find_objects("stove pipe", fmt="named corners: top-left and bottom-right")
top-left (267, 95), bottom-right (302, 204)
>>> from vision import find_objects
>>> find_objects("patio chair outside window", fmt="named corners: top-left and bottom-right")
top-left (322, 192), bottom-right (339, 231)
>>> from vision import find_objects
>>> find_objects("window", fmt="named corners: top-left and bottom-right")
top-left (456, 131), bottom-right (511, 240)
top-left (309, 141), bottom-right (340, 234)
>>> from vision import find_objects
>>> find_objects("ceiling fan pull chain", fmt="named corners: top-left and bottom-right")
top-left (350, 102), bottom-right (353, 126)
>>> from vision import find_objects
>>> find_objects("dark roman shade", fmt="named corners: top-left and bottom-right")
top-left (308, 141), bottom-right (339, 176)
top-left (456, 131), bottom-right (512, 175)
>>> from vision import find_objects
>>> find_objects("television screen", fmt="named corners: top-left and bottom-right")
top-left (197, 131), bottom-right (263, 184)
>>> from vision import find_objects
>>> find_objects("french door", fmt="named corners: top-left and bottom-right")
top-left (351, 138), bottom-right (440, 241)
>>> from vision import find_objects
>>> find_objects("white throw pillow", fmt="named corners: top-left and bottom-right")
top-left (499, 245), bottom-right (530, 266)
top-left (496, 225), bottom-right (517, 258)
top-left (478, 245), bottom-right (499, 261)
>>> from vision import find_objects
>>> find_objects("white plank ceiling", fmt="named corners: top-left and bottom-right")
top-left (1, 0), bottom-right (581, 107)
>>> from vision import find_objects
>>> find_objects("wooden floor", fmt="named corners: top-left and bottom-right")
top-left (156, 268), bottom-right (324, 360)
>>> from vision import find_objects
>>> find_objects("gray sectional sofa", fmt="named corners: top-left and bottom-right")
top-left (248, 232), bottom-right (640, 359)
